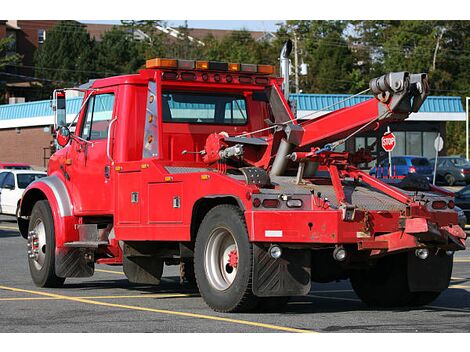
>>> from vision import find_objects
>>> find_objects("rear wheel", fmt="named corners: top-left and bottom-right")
top-left (194, 204), bottom-right (258, 312)
top-left (445, 173), bottom-right (456, 186)
top-left (27, 200), bottom-right (65, 287)
top-left (351, 253), bottom-right (449, 308)
top-left (350, 253), bottom-right (414, 308)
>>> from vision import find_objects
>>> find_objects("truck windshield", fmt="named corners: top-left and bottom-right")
top-left (162, 91), bottom-right (247, 125)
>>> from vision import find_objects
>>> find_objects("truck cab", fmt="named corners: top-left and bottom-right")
top-left (19, 55), bottom-right (467, 313)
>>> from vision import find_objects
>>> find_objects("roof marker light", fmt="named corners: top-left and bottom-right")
top-left (257, 65), bottom-right (275, 75)
top-left (178, 60), bottom-right (195, 69)
top-left (228, 63), bottom-right (240, 72)
top-left (146, 58), bottom-right (177, 69)
top-left (196, 61), bottom-right (209, 70)
top-left (241, 64), bottom-right (257, 73)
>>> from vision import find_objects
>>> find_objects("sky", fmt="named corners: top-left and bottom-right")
top-left (80, 20), bottom-right (283, 32)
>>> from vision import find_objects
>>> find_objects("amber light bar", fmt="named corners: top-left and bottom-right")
top-left (146, 58), bottom-right (275, 75)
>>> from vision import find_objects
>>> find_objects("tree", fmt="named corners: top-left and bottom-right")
top-left (95, 26), bottom-right (144, 76)
top-left (0, 36), bottom-right (21, 70)
top-left (278, 20), bottom-right (358, 93)
top-left (34, 20), bottom-right (96, 85)
top-left (0, 36), bottom-right (22, 101)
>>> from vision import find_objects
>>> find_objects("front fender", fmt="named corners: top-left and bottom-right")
top-left (19, 174), bottom-right (77, 245)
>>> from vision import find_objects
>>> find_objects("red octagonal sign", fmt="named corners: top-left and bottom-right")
top-left (382, 132), bottom-right (396, 152)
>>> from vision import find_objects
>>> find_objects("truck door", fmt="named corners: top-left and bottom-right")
top-left (0, 172), bottom-right (17, 214)
top-left (66, 91), bottom-right (117, 214)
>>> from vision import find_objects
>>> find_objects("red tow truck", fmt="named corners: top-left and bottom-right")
top-left (19, 41), bottom-right (467, 312)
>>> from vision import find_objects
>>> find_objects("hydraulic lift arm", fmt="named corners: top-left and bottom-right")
top-left (297, 72), bottom-right (429, 151)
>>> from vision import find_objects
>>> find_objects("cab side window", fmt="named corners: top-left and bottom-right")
top-left (2, 173), bottom-right (15, 189)
top-left (81, 93), bottom-right (115, 141)
top-left (0, 172), bottom-right (7, 187)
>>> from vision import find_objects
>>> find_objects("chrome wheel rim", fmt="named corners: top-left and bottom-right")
top-left (27, 219), bottom-right (47, 270)
top-left (204, 227), bottom-right (238, 291)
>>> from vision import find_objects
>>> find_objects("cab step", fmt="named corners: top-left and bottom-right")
top-left (64, 241), bottom-right (109, 248)
top-left (64, 224), bottom-right (108, 248)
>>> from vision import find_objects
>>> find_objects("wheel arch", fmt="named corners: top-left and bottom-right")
top-left (190, 196), bottom-right (245, 243)
top-left (19, 175), bottom-right (73, 240)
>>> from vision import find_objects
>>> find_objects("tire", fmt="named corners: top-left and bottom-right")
top-left (410, 291), bottom-right (442, 307)
top-left (256, 296), bottom-right (290, 312)
top-left (194, 204), bottom-right (258, 313)
top-left (27, 200), bottom-right (65, 288)
top-left (445, 173), bottom-right (456, 186)
top-left (350, 253), bottom-right (415, 308)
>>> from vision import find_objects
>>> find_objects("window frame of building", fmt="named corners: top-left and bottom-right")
top-left (37, 29), bottom-right (46, 45)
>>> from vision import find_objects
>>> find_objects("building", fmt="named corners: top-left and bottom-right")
top-left (0, 93), bottom-right (465, 169)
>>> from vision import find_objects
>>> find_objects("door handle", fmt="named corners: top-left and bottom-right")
top-left (107, 117), bottom-right (118, 164)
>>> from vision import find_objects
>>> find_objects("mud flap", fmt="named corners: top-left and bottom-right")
top-left (122, 256), bottom-right (163, 285)
top-left (55, 247), bottom-right (94, 278)
top-left (252, 244), bottom-right (311, 297)
top-left (407, 250), bottom-right (452, 292)
top-left (122, 242), bottom-right (163, 285)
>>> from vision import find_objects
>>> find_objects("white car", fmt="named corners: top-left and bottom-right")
top-left (0, 169), bottom-right (47, 217)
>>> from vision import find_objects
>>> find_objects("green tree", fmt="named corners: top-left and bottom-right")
top-left (34, 20), bottom-right (96, 85)
top-left (0, 36), bottom-right (21, 70)
top-left (278, 20), bottom-right (358, 93)
top-left (95, 26), bottom-right (144, 76)
top-left (1, 36), bottom-right (22, 101)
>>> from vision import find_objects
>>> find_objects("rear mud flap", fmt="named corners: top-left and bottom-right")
top-left (55, 247), bottom-right (94, 278)
top-left (252, 244), bottom-right (311, 297)
top-left (407, 250), bottom-right (452, 292)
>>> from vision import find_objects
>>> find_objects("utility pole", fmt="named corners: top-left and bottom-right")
top-left (431, 28), bottom-right (445, 72)
top-left (466, 97), bottom-right (469, 161)
top-left (293, 32), bottom-right (299, 94)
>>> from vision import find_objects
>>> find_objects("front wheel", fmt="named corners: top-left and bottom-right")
top-left (445, 173), bottom-right (456, 186)
top-left (194, 204), bottom-right (258, 312)
top-left (27, 200), bottom-right (65, 287)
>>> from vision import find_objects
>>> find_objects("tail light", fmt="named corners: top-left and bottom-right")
top-left (462, 169), bottom-right (470, 175)
top-left (432, 200), bottom-right (447, 209)
top-left (408, 166), bottom-right (417, 173)
top-left (262, 199), bottom-right (280, 208)
top-left (286, 199), bottom-right (303, 208)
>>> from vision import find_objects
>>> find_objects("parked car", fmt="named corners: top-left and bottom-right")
top-left (370, 156), bottom-right (433, 180)
top-left (429, 156), bottom-right (470, 186)
top-left (455, 185), bottom-right (470, 223)
top-left (0, 170), bottom-right (46, 217)
top-left (0, 162), bottom-right (32, 170)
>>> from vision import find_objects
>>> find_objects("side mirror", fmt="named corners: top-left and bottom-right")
top-left (56, 125), bottom-right (71, 147)
top-left (53, 89), bottom-right (67, 129)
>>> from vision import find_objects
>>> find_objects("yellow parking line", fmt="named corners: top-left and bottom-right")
top-left (0, 226), bottom-right (18, 231)
top-left (454, 259), bottom-right (470, 263)
top-left (0, 285), bottom-right (314, 333)
top-left (0, 293), bottom-right (196, 302)
top-left (449, 284), bottom-right (470, 289)
top-left (95, 269), bottom-right (125, 275)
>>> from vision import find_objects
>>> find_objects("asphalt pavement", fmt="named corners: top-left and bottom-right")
top-left (1, 214), bottom-right (469, 333)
